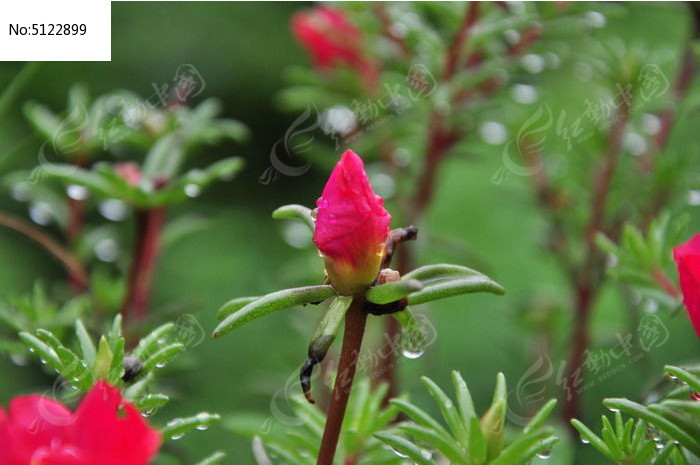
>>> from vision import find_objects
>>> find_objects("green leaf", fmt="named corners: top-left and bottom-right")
top-left (192, 452), bottom-right (226, 465)
top-left (481, 398), bottom-right (506, 460)
top-left (665, 365), bottom-right (700, 392)
top-left (489, 430), bottom-right (558, 465)
top-left (93, 336), bottom-right (113, 380)
top-left (216, 296), bottom-right (260, 320)
top-left (601, 416), bottom-right (626, 461)
top-left (604, 398), bottom-right (700, 457)
top-left (365, 279), bottom-right (423, 305)
top-left (213, 285), bottom-right (337, 338)
top-left (451, 370), bottom-right (477, 428)
top-left (40, 164), bottom-right (118, 198)
top-left (135, 393), bottom-right (170, 412)
top-left (397, 422), bottom-right (466, 465)
top-left (407, 275), bottom-right (505, 305)
top-left (373, 432), bottom-right (433, 465)
top-left (389, 398), bottom-right (451, 438)
top-left (108, 338), bottom-right (125, 384)
top-left (651, 442), bottom-right (677, 465)
top-left (523, 399), bottom-right (558, 434)
top-left (19, 332), bottom-right (61, 370)
top-left (142, 133), bottom-right (186, 180)
top-left (571, 419), bottom-right (616, 461)
top-left (272, 204), bottom-right (315, 232)
top-left (468, 416), bottom-right (487, 464)
top-left (309, 296), bottom-right (353, 360)
top-left (162, 412), bottom-right (221, 440)
top-left (402, 263), bottom-right (481, 282)
top-left (142, 343), bottom-right (185, 373)
top-left (75, 319), bottom-right (96, 367)
top-left (131, 323), bottom-right (175, 360)
top-left (421, 376), bottom-right (469, 449)
top-left (107, 315), bottom-right (123, 348)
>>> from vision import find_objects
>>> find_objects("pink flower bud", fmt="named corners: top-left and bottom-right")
top-left (115, 162), bottom-right (142, 187)
top-left (313, 150), bottom-right (391, 295)
top-left (673, 234), bottom-right (700, 337)
top-left (291, 7), bottom-right (378, 87)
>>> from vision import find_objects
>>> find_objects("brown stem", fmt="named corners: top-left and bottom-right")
top-left (67, 197), bottom-right (86, 293)
top-left (562, 104), bottom-right (630, 424)
top-left (121, 207), bottom-right (166, 326)
top-left (317, 299), bottom-right (368, 465)
top-left (0, 211), bottom-right (89, 290)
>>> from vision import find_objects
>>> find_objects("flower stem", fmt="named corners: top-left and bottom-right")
top-left (121, 207), bottom-right (166, 326)
top-left (317, 299), bottom-right (368, 465)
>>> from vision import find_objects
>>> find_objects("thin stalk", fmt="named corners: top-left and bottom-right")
top-left (317, 299), bottom-right (368, 465)
top-left (121, 207), bottom-right (166, 325)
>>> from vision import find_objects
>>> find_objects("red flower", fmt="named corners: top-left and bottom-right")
top-left (0, 381), bottom-right (161, 465)
top-left (313, 150), bottom-right (391, 295)
top-left (291, 7), bottom-right (378, 87)
top-left (673, 234), bottom-right (700, 337)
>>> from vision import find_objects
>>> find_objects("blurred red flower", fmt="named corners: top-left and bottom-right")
top-left (313, 150), bottom-right (391, 295)
top-left (291, 7), bottom-right (378, 88)
top-left (673, 233), bottom-right (700, 337)
top-left (0, 380), bottom-right (161, 465)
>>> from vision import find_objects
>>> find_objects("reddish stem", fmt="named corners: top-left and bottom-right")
top-left (652, 267), bottom-right (680, 299)
top-left (121, 207), bottom-right (166, 325)
top-left (67, 197), bottom-right (86, 293)
top-left (317, 300), bottom-right (368, 465)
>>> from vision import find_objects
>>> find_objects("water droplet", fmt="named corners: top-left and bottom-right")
top-left (195, 425), bottom-right (209, 431)
top-left (687, 190), bottom-right (700, 206)
top-left (479, 122), bottom-right (507, 145)
top-left (66, 184), bottom-right (89, 201)
top-left (281, 222), bottom-right (312, 249)
top-left (586, 11), bottom-right (606, 28)
top-left (504, 29), bottom-right (520, 45)
top-left (544, 52), bottom-right (560, 69)
top-left (389, 22), bottom-right (407, 38)
top-left (401, 347), bottom-right (425, 359)
top-left (420, 449), bottom-right (432, 460)
top-left (28, 347), bottom-right (35, 353)
top-left (387, 446), bottom-right (408, 458)
top-left (369, 172), bottom-right (395, 199)
top-left (155, 362), bottom-right (166, 369)
top-left (623, 132), bottom-right (647, 157)
top-left (580, 438), bottom-right (591, 444)
top-left (642, 114), bottom-right (661, 135)
top-left (40, 358), bottom-right (47, 365)
top-left (11, 183), bottom-right (30, 202)
top-left (170, 433), bottom-right (184, 440)
top-left (655, 443), bottom-right (664, 450)
top-left (10, 353), bottom-right (28, 366)
top-left (511, 84), bottom-right (538, 104)
top-left (642, 299), bottom-right (659, 314)
top-left (536, 449), bottom-right (552, 459)
top-left (521, 54), bottom-right (545, 74)
top-left (29, 202), bottom-right (52, 225)
top-left (94, 239), bottom-right (120, 263)
top-left (99, 199), bottom-right (129, 221)
top-left (607, 407), bottom-right (620, 413)
top-left (184, 184), bottom-right (200, 198)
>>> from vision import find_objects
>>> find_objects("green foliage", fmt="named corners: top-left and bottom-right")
top-left (572, 365), bottom-right (700, 464)
top-left (227, 379), bottom-right (403, 465)
top-left (379, 372), bottom-right (559, 465)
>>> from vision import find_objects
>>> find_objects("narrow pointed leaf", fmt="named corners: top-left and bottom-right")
top-left (571, 419), bottom-right (623, 461)
top-left (468, 416), bottom-right (487, 464)
top-left (665, 365), bottom-right (700, 392)
top-left (374, 433), bottom-right (433, 465)
top-left (131, 322), bottom-right (175, 360)
top-left (451, 370), bottom-right (477, 427)
top-left (161, 412), bottom-right (221, 440)
top-left (366, 279), bottom-right (422, 304)
top-left (19, 332), bottom-right (61, 370)
top-left (489, 430), bottom-right (558, 465)
top-left (135, 393), bottom-right (170, 412)
top-left (213, 285), bottom-right (336, 338)
top-left (604, 398), bottom-right (700, 456)
top-left (408, 275), bottom-right (504, 305)
top-left (142, 342), bottom-right (185, 373)
top-left (75, 319), bottom-right (96, 367)
top-left (402, 264), bottom-right (482, 282)
top-left (93, 336), bottom-right (113, 381)
top-left (272, 204), bottom-right (315, 232)
top-left (389, 399), bottom-right (452, 438)
top-left (397, 422), bottom-right (466, 465)
top-left (108, 338), bottom-right (125, 384)
top-left (217, 296), bottom-right (259, 320)
top-left (193, 452), bottom-right (226, 465)
top-left (421, 376), bottom-right (469, 448)
top-left (524, 399), bottom-right (558, 434)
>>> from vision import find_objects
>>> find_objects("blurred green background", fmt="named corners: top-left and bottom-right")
top-left (0, 2), bottom-right (698, 464)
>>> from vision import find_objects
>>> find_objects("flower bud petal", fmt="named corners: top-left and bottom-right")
top-left (673, 234), bottom-right (700, 337)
